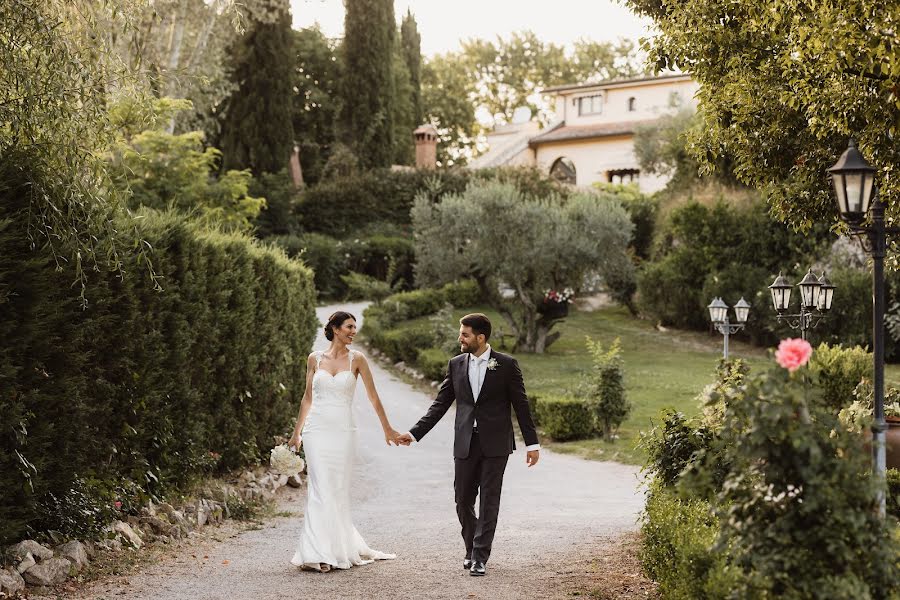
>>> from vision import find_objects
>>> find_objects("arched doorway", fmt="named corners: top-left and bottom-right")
top-left (549, 157), bottom-right (577, 185)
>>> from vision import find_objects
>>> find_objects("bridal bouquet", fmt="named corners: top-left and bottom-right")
top-left (269, 444), bottom-right (305, 476)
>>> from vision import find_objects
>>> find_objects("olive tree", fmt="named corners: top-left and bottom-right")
top-left (412, 181), bottom-right (633, 353)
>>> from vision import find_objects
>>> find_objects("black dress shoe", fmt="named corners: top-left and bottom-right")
top-left (463, 558), bottom-right (472, 570)
top-left (469, 561), bottom-right (486, 576)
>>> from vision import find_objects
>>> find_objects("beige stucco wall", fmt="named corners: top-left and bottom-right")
top-left (534, 135), bottom-right (669, 194)
top-left (554, 78), bottom-right (699, 127)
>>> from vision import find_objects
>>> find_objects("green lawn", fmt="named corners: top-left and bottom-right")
top-left (409, 304), bottom-right (770, 466)
top-left (395, 303), bottom-right (900, 466)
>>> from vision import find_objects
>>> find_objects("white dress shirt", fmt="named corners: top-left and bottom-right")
top-left (408, 345), bottom-right (540, 451)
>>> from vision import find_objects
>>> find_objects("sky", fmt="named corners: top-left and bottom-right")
top-left (289, 0), bottom-right (653, 57)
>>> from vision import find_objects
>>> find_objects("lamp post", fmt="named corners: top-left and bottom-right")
top-left (768, 269), bottom-right (836, 340)
top-left (707, 296), bottom-right (750, 359)
top-left (828, 138), bottom-right (891, 516)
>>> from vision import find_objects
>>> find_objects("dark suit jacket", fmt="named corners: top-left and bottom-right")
top-left (409, 350), bottom-right (539, 459)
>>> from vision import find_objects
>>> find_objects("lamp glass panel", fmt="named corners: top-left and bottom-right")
top-left (832, 174), bottom-right (848, 214)
top-left (821, 287), bottom-right (835, 311)
top-left (735, 305), bottom-right (750, 323)
top-left (861, 174), bottom-right (875, 213)
top-left (800, 283), bottom-right (817, 308)
top-left (770, 286), bottom-right (791, 311)
top-left (845, 172), bottom-right (864, 213)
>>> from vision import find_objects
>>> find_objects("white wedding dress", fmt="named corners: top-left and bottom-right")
top-left (291, 350), bottom-right (395, 570)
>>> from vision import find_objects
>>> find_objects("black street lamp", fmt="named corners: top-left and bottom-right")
top-left (768, 269), bottom-right (836, 340)
top-left (828, 138), bottom-right (890, 516)
top-left (707, 296), bottom-right (750, 359)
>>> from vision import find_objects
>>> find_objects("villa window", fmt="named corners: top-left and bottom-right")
top-left (627, 97), bottom-right (636, 112)
top-left (607, 169), bottom-right (640, 184)
top-left (549, 157), bottom-right (577, 185)
top-left (577, 94), bottom-right (603, 116)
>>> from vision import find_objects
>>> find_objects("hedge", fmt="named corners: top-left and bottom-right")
top-left (639, 484), bottom-right (734, 599)
top-left (377, 280), bottom-right (481, 324)
top-left (295, 168), bottom-right (471, 236)
top-left (417, 348), bottom-right (450, 381)
top-left (270, 232), bottom-right (415, 299)
top-left (294, 166), bottom-right (572, 238)
top-left (534, 396), bottom-right (594, 441)
top-left (0, 198), bottom-right (318, 545)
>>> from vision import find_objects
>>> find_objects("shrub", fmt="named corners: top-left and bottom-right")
top-left (528, 396), bottom-right (540, 426)
top-left (639, 483), bottom-right (733, 599)
top-left (341, 271), bottom-right (392, 301)
top-left (370, 322), bottom-right (434, 364)
top-left (269, 232), bottom-right (348, 298)
top-left (580, 337), bottom-right (630, 439)
top-left (345, 234), bottom-right (415, 289)
top-left (251, 170), bottom-right (301, 237)
top-left (535, 396), bottom-right (594, 441)
top-left (808, 343), bottom-right (872, 413)
top-left (443, 279), bottom-right (482, 308)
top-left (416, 348), bottom-right (450, 381)
top-left (637, 200), bottom-right (830, 334)
top-left (382, 287), bottom-right (448, 319)
top-left (595, 183), bottom-right (659, 261)
top-left (708, 361), bottom-right (900, 598)
top-left (641, 410), bottom-right (719, 490)
top-left (888, 468), bottom-right (900, 520)
top-left (378, 280), bottom-right (481, 324)
top-left (0, 204), bottom-right (317, 546)
top-left (295, 168), bottom-right (471, 236)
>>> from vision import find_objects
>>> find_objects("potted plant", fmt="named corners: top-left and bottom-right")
top-left (539, 287), bottom-right (574, 319)
top-left (839, 383), bottom-right (900, 469)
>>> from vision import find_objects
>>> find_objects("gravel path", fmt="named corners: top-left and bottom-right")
top-left (76, 302), bottom-right (644, 600)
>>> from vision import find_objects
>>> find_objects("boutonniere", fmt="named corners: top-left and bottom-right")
top-left (487, 358), bottom-right (499, 371)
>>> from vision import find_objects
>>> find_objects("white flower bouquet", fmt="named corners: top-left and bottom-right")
top-left (269, 444), bottom-right (305, 476)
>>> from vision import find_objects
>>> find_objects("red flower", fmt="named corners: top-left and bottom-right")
top-left (114, 501), bottom-right (123, 510)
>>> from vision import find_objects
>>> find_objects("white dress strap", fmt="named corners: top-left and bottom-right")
top-left (314, 351), bottom-right (324, 368)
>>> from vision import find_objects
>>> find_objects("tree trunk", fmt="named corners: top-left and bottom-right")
top-left (164, 6), bottom-right (187, 133)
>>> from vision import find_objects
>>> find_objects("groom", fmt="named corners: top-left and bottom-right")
top-left (397, 313), bottom-right (540, 577)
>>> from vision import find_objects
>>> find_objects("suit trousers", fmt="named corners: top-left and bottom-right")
top-left (454, 431), bottom-right (509, 563)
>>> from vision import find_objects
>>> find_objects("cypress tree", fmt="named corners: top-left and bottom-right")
top-left (391, 43), bottom-right (415, 165)
top-left (219, 1), bottom-right (295, 175)
top-left (340, 0), bottom-right (395, 169)
top-left (400, 10), bottom-right (422, 126)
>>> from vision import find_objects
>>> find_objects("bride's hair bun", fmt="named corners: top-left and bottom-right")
top-left (324, 311), bottom-right (356, 342)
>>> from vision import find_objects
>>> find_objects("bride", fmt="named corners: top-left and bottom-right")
top-left (287, 310), bottom-right (401, 572)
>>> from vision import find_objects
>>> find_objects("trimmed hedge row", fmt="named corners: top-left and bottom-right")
top-left (533, 396), bottom-right (595, 441)
top-left (378, 280), bottom-right (482, 324)
top-left (0, 198), bottom-right (318, 545)
top-left (360, 280), bottom-right (481, 379)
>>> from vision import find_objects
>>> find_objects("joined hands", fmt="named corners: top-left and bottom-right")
top-left (385, 429), bottom-right (413, 446)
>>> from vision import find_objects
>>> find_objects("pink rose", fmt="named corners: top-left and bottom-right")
top-left (775, 338), bottom-right (813, 372)
top-left (114, 501), bottom-right (122, 510)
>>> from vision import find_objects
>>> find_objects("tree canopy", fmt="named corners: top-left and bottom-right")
top-left (219, 0), bottom-right (295, 175)
top-left (340, 0), bottom-right (396, 169)
top-left (412, 182), bottom-right (633, 352)
top-left (626, 0), bottom-right (900, 231)
top-left (422, 33), bottom-right (648, 165)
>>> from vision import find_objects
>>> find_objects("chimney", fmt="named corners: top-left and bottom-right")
top-left (413, 124), bottom-right (438, 169)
